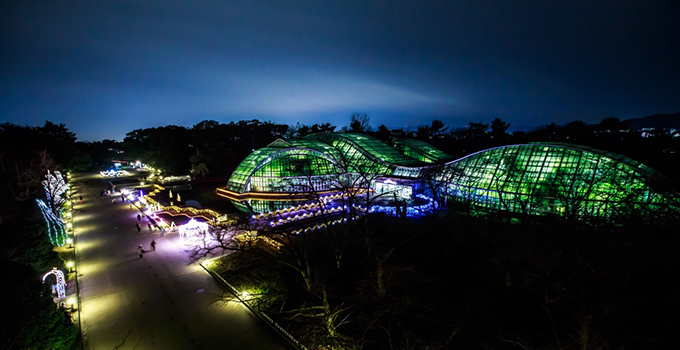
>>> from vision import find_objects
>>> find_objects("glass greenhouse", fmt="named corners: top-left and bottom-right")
top-left (222, 134), bottom-right (679, 220)
top-left (393, 139), bottom-right (456, 163)
top-left (441, 143), bottom-right (676, 219)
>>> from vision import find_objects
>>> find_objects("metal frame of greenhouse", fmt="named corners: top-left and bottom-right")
top-left (221, 133), bottom-right (679, 219)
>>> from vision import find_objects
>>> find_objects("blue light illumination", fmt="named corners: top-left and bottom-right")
top-left (37, 199), bottom-right (68, 246)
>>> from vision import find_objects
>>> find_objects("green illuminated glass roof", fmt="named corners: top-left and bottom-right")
top-left (227, 143), bottom-right (344, 193)
top-left (304, 133), bottom-right (428, 174)
top-left (393, 139), bottom-right (456, 163)
top-left (441, 143), bottom-right (677, 219)
top-left (226, 135), bottom-right (678, 221)
top-left (531, 142), bottom-right (667, 181)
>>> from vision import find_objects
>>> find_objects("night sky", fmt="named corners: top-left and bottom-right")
top-left (2, 1), bottom-right (679, 141)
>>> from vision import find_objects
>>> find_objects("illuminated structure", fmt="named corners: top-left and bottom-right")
top-left (220, 133), bottom-right (678, 221)
top-left (42, 170), bottom-right (68, 216)
top-left (42, 268), bottom-right (66, 299)
top-left (178, 218), bottom-right (209, 245)
top-left (37, 199), bottom-right (68, 246)
top-left (441, 143), bottom-right (677, 220)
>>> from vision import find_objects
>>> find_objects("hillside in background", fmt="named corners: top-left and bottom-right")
top-left (623, 113), bottom-right (680, 129)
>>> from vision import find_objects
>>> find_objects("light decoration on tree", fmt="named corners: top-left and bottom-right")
top-left (42, 267), bottom-right (66, 299)
top-left (178, 218), bottom-right (209, 245)
top-left (42, 170), bottom-right (68, 217)
top-left (37, 199), bottom-right (68, 246)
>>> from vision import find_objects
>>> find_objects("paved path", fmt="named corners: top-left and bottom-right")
top-left (71, 172), bottom-right (290, 350)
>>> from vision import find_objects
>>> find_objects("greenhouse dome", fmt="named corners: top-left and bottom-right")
top-left (225, 140), bottom-right (346, 194)
top-left (441, 143), bottom-right (677, 219)
top-left (220, 134), bottom-right (678, 220)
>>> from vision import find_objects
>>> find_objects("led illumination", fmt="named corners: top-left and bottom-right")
top-left (42, 268), bottom-right (66, 299)
top-left (42, 170), bottom-right (68, 216)
top-left (37, 199), bottom-right (67, 246)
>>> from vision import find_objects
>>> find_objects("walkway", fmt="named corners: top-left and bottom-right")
top-left (71, 172), bottom-right (290, 350)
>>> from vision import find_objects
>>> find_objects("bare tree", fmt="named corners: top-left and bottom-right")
top-left (349, 112), bottom-right (371, 133)
top-left (1, 150), bottom-right (59, 201)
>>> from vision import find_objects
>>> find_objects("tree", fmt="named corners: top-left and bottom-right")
top-left (375, 125), bottom-right (391, 142)
top-left (598, 117), bottom-right (622, 132)
top-left (191, 163), bottom-right (209, 178)
top-left (489, 118), bottom-right (510, 139)
top-left (42, 170), bottom-right (68, 217)
top-left (417, 120), bottom-right (449, 140)
top-left (349, 112), bottom-right (370, 133)
top-left (0, 123), bottom-right (74, 203)
top-left (310, 123), bottom-right (336, 134)
top-left (465, 122), bottom-right (489, 139)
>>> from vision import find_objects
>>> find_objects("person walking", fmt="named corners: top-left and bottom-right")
top-left (136, 222), bottom-right (141, 233)
top-left (79, 195), bottom-right (83, 203)
top-left (148, 222), bottom-right (152, 231)
top-left (137, 214), bottom-right (141, 222)
top-left (137, 245), bottom-right (144, 258)
top-left (150, 239), bottom-right (156, 251)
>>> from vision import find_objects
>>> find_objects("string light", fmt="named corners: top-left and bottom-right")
top-left (37, 199), bottom-right (68, 246)
top-left (42, 170), bottom-right (68, 217)
top-left (42, 268), bottom-right (66, 299)
top-left (178, 218), bottom-right (209, 245)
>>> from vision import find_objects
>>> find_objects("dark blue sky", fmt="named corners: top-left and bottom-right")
top-left (2, 1), bottom-right (679, 141)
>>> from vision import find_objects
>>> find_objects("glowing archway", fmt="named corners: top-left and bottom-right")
top-left (179, 218), bottom-right (209, 245)
top-left (42, 267), bottom-right (66, 299)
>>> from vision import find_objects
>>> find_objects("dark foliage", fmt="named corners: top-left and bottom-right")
top-left (0, 262), bottom-right (76, 350)
top-left (0, 122), bottom-right (77, 204)
top-left (220, 211), bottom-right (680, 349)
top-left (121, 119), bottom-right (288, 176)
top-left (0, 211), bottom-right (75, 350)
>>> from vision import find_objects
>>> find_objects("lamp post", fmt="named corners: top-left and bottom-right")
top-left (241, 290), bottom-right (268, 312)
top-left (67, 297), bottom-right (76, 312)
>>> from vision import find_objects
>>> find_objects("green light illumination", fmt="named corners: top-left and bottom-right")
top-left (393, 139), bottom-right (456, 163)
top-left (226, 142), bottom-right (346, 193)
top-left (305, 133), bottom-right (428, 176)
top-left (225, 135), bottom-right (679, 220)
top-left (442, 143), bottom-right (678, 220)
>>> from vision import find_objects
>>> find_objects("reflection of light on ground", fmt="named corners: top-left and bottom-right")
top-left (78, 260), bottom-right (108, 277)
top-left (74, 224), bottom-right (101, 236)
top-left (81, 294), bottom-right (121, 321)
top-left (74, 212), bottom-right (97, 223)
top-left (73, 239), bottom-right (101, 252)
top-left (75, 200), bottom-right (97, 209)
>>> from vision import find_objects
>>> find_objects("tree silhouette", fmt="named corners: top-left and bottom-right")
top-left (349, 112), bottom-right (370, 133)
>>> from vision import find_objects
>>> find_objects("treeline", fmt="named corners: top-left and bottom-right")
top-left (3, 115), bottom-right (680, 191)
top-left (115, 115), bottom-right (680, 182)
